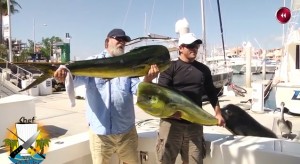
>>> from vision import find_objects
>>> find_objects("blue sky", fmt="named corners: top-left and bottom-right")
top-left (12, 0), bottom-right (288, 59)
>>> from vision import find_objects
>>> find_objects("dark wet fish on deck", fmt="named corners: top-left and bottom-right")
top-left (221, 104), bottom-right (277, 138)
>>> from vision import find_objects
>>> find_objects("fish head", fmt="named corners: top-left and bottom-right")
top-left (144, 45), bottom-right (171, 72)
top-left (137, 82), bottom-right (171, 117)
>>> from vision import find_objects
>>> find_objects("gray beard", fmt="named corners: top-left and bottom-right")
top-left (109, 45), bottom-right (124, 56)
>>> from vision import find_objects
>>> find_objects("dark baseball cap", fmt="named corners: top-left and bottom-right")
top-left (107, 28), bottom-right (131, 42)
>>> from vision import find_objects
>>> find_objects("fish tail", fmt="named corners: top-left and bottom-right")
top-left (12, 63), bottom-right (59, 92)
top-left (25, 63), bottom-right (59, 73)
top-left (19, 74), bottom-right (52, 92)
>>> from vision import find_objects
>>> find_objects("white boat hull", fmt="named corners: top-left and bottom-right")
top-left (265, 64), bottom-right (277, 73)
top-left (230, 64), bottom-right (245, 74)
top-left (2, 129), bottom-right (299, 164)
top-left (212, 70), bottom-right (233, 89)
top-left (275, 83), bottom-right (300, 114)
top-left (240, 65), bottom-right (262, 74)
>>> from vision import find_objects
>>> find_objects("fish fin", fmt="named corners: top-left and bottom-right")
top-left (167, 103), bottom-right (181, 109)
top-left (31, 63), bottom-right (59, 73)
top-left (14, 62), bottom-right (60, 74)
top-left (132, 64), bottom-right (146, 70)
top-left (165, 87), bottom-right (195, 101)
top-left (129, 76), bottom-right (140, 78)
top-left (15, 63), bottom-right (60, 92)
top-left (19, 74), bottom-right (51, 92)
top-left (102, 78), bottom-right (113, 80)
top-left (167, 103), bottom-right (187, 112)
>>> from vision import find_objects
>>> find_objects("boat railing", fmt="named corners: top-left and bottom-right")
top-left (207, 59), bottom-right (232, 71)
top-left (0, 58), bottom-right (34, 83)
top-left (285, 5), bottom-right (300, 44)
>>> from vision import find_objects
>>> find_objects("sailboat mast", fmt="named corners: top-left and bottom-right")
top-left (144, 12), bottom-right (147, 36)
top-left (282, 0), bottom-right (286, 46)
top-left (216, 0), bottom-right (227, 64)
top-left (200, 0), bottom-right (206, 62)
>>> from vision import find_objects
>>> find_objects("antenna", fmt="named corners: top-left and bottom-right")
top-left (253, 38), bottom-right (263, 50)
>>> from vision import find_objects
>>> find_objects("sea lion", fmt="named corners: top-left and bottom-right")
top-left (221, 104), bottom-right (277, 138)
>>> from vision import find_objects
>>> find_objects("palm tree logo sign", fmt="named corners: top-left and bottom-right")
top-left (3, 119), bottom-right (51, 164)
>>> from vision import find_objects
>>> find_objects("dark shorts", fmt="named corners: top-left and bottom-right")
top-left (156, 119), bottom-right (205, 164)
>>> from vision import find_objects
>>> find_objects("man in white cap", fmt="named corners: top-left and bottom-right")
top-left (155, 33), bottom-right (225, 164)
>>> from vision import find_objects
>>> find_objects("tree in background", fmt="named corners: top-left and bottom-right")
top-left (0, 43), bottom-right (7, 59)
top-left (0, 0), bottom-right (22, 43)
top-left (3, 36), bottom-right (63, 62)
top-left (18, 47), bottom-right (31, 62)
top-left (40, 36), bottom-right (63, 61)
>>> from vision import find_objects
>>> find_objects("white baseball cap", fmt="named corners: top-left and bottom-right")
top-left (178, 33), bottom-right (202, 46)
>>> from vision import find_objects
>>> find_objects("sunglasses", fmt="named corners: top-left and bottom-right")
top-left (182, 43), bottom-right (200, 49)
top-left (111, 36), bottom-right (127, 42)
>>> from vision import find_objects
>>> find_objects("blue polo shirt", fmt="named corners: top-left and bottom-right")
top-left (73, 50), bottom-right (140, 135)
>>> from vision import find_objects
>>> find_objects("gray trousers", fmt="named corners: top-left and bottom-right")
top-left (156, 119), bottom-right (204, 164)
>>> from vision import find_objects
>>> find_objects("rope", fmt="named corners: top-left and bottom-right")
top-left (264, 79), bottom-right (273, 100)
top-left (217, 86), bottom-right (224, 97)
top-left (227, 82), bottom-right (247, 97)
top-left (147, 0), bottom-right (156, 33)
top-left (264, 73), bottom-right (276, 100)
top-left (122, 0), bottom-right (133, 28)
top-left (135, 119), bottom-right (159, 131)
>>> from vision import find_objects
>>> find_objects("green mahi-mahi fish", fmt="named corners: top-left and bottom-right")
top-left (12, 45), bottom-right (171, 92)
top-left (136, 82), bottom-right (218, 126)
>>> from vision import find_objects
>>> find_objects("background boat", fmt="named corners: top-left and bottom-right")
top-left (265, 58), bottom-right (279, 73)
top-left (239, 58), bottom-right (262, 74)
top-left (274, 0), bottom-right (300, 115)
top-left (227, 55), bottom-right (246, 74)
top-left (125, 18), bottom-right (233, 97)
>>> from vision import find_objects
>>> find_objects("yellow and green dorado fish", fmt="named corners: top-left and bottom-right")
top-left (12, 45), bottom-right (171, 92)
top-left (136, 82), bottom-right (218, 126)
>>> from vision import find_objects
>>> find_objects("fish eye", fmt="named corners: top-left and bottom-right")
top-left (146, 96), bottom-right (154, 102)
top-left (150, 96), bottom-right (158, 103)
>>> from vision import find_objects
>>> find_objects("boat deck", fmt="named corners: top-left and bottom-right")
top-left (1, 86), bottom-right (300, 163)
top-left (2, 85), bottom-right (299, 141)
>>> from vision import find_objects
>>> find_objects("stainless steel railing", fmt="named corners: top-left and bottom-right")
top-left (0, 57), bottom-right (34, 81)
